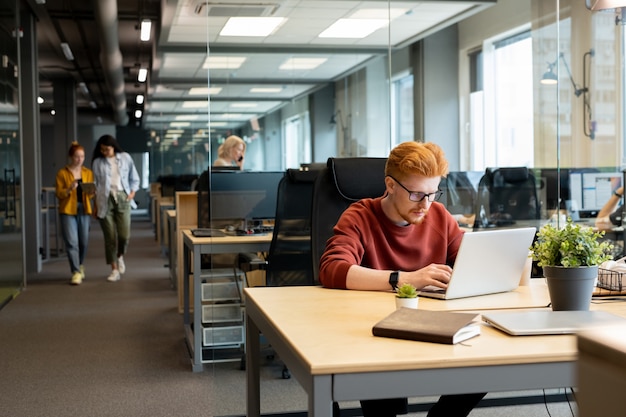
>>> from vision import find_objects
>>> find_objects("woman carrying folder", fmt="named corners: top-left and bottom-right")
top-left (55, 141), bottom-right (95, 285)
top-left (319, 141), bottom-right (485, 417)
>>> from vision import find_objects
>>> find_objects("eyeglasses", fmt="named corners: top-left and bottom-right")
top-left (388, 176), bottom-right (443, 203)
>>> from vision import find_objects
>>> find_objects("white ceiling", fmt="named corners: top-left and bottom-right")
top-left (30, 0), bottom-right (495, 137)
top-left (147, 0), bottom-right (495, 135)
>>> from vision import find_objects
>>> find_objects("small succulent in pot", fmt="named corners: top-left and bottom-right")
top-left (396, 283), bottom-right (418, 298)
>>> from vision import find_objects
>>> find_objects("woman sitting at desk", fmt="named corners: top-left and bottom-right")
top-left (596, 186), bottom-right (623, 230)
top-left (213, 135), bottom-right (246, 170)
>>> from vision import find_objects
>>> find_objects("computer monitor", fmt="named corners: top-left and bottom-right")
top-left (197, 169), bottom-right (284, 229)
top-left (569, 170), bottom-right (623, 217)
top-left (534, 168), bottom-right (571, 214)
top-left (439, 171), bottom-right (483, 215)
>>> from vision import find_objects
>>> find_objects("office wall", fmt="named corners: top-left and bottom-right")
top-left (310, 84), bottom-right (337, 163)
top-left (423, 25), bottom-right (461, 170)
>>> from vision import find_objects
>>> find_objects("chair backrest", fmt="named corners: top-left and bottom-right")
top-left (310, 157), bottom-right (388, 283)
top-left (265, 168), bottom-right (320, 286)
top-left (474, 167), bottom-right (541, 227)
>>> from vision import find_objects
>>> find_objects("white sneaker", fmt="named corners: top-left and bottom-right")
top-left (117, 256), bottom-right (126, 274)
top-left (107, 270), bottom-right (121, 282)
top-left (79, 265), bottom-right (85, 280)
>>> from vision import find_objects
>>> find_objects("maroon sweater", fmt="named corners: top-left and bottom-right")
top-left (319, 197), bottom-right (464, 289)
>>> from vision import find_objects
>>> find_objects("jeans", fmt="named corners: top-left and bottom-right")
top-left (98, 191), bottom-right (132, 265)
top-left (60, 203), bottom-right (91, 274)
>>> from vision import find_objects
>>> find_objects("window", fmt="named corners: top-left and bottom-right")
top-left (469, 29), bottom-right (534, 169)
top-left (391, 72), bottom-right (414, 146)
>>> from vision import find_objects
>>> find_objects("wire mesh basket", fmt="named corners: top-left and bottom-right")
top-left (597, 268), bottom-right (626, 293)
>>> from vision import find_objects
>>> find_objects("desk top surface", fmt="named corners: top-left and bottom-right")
top-left (182, 228), bottom-right (272, 245)
top-left (244, 282), bottom-right (626, 375)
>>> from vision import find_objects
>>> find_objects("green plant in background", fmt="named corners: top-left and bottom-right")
top-left (530, 218), bottom-right (613, 267)
top-left (396, 283), bottom-right (418, 298)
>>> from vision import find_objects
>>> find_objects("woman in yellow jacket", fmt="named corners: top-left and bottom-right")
top-left (55, 142), bottom-right (95, 285)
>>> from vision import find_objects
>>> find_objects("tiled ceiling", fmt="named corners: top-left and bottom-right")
top-left (33, 0), bottom-right (495, 136)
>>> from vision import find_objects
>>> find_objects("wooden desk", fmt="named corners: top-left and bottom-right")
top-left (182, 230), bottom-right (272, 371)
top-left (244, 283), bottom-right (625, 417)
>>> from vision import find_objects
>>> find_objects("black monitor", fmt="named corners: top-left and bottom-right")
top-left (439, 171), bottom-right (483, 215)
top-left (197, 169), bottom-right (284, 228)
top-left (568, 169), bottom-right (622, 217)
top-left (158, 174), bottom-right (198, 197)
top-left (534, 168), bottom-right (571, 213)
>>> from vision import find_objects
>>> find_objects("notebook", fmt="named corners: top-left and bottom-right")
top-left (482, 310), bottom-right (626, 336)
top-left (419, 227), bottom-right (536, 300)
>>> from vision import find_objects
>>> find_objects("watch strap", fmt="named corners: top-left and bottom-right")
top-left (389, 271), bottom-right (399, 290)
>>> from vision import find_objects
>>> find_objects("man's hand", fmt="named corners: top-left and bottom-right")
top-left (404, 263), bottom-right (452, 290)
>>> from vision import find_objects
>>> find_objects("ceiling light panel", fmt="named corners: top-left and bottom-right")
top-left (188, 87), bottom-right (222, 95)
top-left (219, 17), bottom-right (285, 37)
top-left (279, 57), bottom-right (327, 70)
top-left (318, 19), bottom-right (389, 39)
top-left (140, 19), bottom-right (152, 41)
top-left (203, 56), bottom-right (247, 69)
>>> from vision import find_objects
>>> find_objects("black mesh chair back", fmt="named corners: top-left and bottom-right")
top-left (310, 157), bottom-right (388, 284)
top-left (474, 167), bottom-right (541, 228)
top-left (264, 168), bottom-right (320, 286)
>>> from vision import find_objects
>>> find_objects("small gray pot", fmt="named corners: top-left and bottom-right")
top-left (543, 265), bottom-right (598, 311)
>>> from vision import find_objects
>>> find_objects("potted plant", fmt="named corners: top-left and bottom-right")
top-left (395, 283), bottom-right (419, 309)
top-left (530, 218), bottom-right (613, 310)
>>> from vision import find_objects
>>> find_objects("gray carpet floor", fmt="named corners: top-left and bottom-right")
top-left (0, 214), bottom-right (578, 417)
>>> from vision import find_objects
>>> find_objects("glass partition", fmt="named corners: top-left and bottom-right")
top-left (0, 0), bottom-right (23, 306)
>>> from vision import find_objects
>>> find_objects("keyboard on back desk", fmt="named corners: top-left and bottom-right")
top-left (191, 228), bottom-right (226, 237)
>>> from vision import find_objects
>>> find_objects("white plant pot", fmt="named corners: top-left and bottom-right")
top-left (395, 297), bottom-right (418, 309)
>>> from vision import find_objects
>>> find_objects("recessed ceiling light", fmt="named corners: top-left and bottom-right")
top-left (279, 57), bottom-right (327, 70)
top-left (203, 56), bottom-right (246, 69)
top-left (219, 17), bottom-right (285, 37)
top-left (170, 121), bottom-right (191, 127)
top-left (318, 18), bottom-right (388, 38)
top-left (138, 68), bottom-right (148, 82)
top-left (189, 87), bottom-right (222, 95)
top-left (250, 87), bottom-right (282, 93)
top-left (182, 101), bottom-right (208, 108)
top-left (135, 109), bottom-right (143, 118)
top-left (136, 94), bottom-right (144, 104)
top-left (140, 19), bottom-right (152, 42)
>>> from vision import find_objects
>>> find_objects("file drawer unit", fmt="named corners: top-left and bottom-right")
top-left (182, 230), bottom-right (271, 372)
top-left (198, 268), bottom-right (246, 358)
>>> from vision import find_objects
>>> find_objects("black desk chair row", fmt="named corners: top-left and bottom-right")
top-left (238, 168), bottom-right (319, 287)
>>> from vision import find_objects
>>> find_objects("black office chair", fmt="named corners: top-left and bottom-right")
top-left (440, 171), bottom-right (479, 219)
top-left (310, 157), bottom-right (388, 284)
top-left (237, 168), bottom-right (321, 378)
top-left (238, 168), bottom-right (320, 287)
top-left (473, 167), bottom-right (541, 228)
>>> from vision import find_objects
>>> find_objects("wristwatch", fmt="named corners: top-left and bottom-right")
top-left (614, 191), bottom-right (623, 198)
top-left (389, 271), bottom-right (399, 290)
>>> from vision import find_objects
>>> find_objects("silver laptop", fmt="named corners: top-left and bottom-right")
top-left (419, 227), bottom-right (536, 300)
top-left (482, 310), bottom-right (626, 336)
